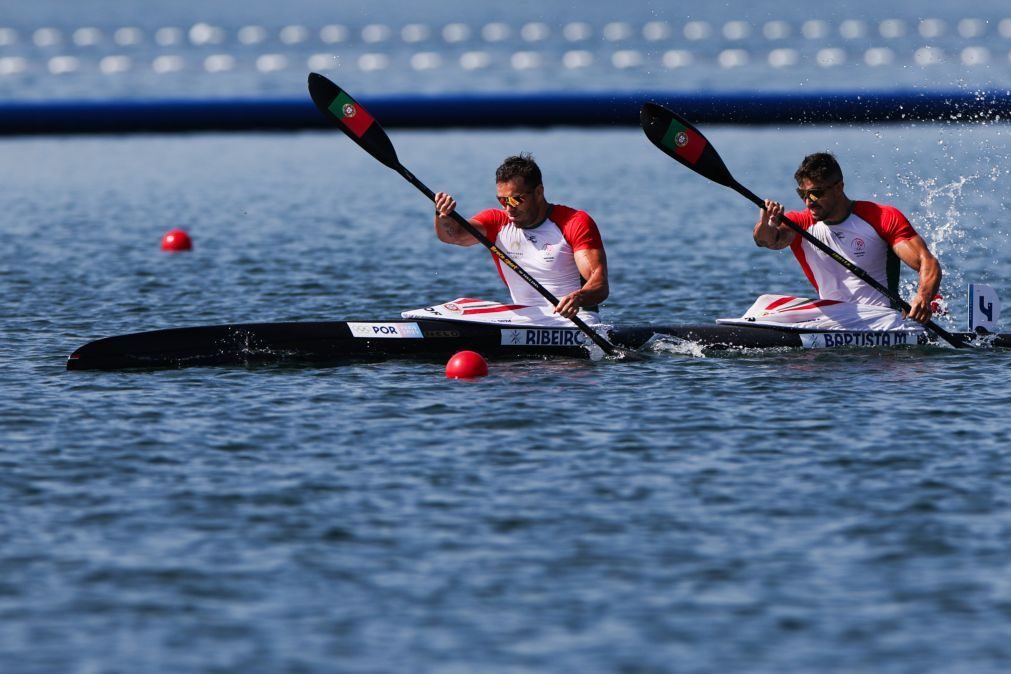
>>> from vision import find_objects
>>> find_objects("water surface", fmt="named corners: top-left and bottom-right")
top-left (3, 122), bottom-right (1011, 673)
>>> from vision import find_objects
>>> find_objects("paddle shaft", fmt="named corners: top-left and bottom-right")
top-left (392, 164), bottom-right (618, 355)
top-left (730, 179), bottom-right (966, 347)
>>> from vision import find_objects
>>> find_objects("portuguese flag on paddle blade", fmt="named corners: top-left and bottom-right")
top-left (328, 91), bottom-right (375, 139)
top-left (660, 118), bottom-right (706, 165)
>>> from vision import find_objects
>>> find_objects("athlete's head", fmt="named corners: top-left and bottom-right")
top-left (794, 152), bottom-right (847, 221)
top-left (495, 153), bottom-right (547, 229)
top-left (496, 153), bottom-right (542, 192)
top-left (794, 152), bottom-right (843, 186)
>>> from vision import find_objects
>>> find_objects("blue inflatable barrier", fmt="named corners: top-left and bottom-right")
top-left (1, 90), bottom-right (1008, 135)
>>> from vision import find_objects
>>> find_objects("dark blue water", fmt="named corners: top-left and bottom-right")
top-left (5, 1), bottom-right (1011, 673)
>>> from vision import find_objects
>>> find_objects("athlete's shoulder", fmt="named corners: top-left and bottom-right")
top-left (852, 201), bottom-right (917, 242)
top-left (550, 204), bottom-right (603, 250)
top-left (473, 208), bottom-right (509, 224)
top-left (785, 209), bottom-right (815, 228)
top-left (551, 204), bottom-right (600, 227)
top-left (548, 203), bottom-right (587, 222)
top-left (473, 208), bottom-right (509, 236)
top-left (784, 210), bottom-right (814, 254)
top-left (852, 200), bottom-right (908, 221)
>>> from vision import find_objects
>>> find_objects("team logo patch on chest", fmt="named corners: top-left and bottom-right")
top-left (850, 237), bottom-right (866, 257)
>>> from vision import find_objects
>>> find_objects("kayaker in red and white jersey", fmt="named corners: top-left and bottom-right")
top-left (753, 152), bottom-right (941, 325)
top-left (433, 153), bottom-right (608, 324)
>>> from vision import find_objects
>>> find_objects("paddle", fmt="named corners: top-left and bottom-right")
top-left (639, 102), bottom-right (970, 349)
top-left (307, 72), bottom-right (622, 357)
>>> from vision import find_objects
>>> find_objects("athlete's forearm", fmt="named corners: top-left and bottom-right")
top-left (754, 220), bottom-right (780, 248)
top-left (915, 255), bottom-right (942, 304)
top-left (434, 214), bottom-right (479, 246)
top-left (577, 268), bottom-right (609, 306)
top-left (555, 272), bottom-right (608, 319)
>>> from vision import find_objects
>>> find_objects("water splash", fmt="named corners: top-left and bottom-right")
top-left (897, 170), bottom-right (976, 326)
top-left (643, 334), bottom-right (707, 357)
top-left (913, 173), bottom-right (972, 254)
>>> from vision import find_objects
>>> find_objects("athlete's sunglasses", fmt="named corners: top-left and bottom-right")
top-left (796, 181), bottom-right (840, 202)
top-left (497, 193), bottom-right (530, 208)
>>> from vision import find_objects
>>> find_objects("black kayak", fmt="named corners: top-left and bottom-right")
top-left (65, 317), bottom-right (1010, 371)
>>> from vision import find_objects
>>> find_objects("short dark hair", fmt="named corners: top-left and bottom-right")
top-left (794, 152), bottom-right (843, 185)
top-left (496, 153), bottom-right (542, 189)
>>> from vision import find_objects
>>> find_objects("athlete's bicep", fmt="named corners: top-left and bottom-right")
top-left (574, 247), bottom-right (608, 282)
top-left (892, 235), bottom-right (936, 271)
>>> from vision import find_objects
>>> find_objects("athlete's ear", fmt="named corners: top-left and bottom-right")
top-left (535, 184), bottom-right (544, 200)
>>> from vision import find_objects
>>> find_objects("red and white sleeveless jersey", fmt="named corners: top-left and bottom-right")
top-left (472, 204), bottom-right (604, 310)
top-left (786, 201), bottom-right (918, 306)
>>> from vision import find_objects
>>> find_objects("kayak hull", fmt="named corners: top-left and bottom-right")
top-left (65, 318), bottom-right (1011, 371)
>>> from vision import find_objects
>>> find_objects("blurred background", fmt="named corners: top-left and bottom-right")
top-left (3, 0), bottom-right (1011, 102)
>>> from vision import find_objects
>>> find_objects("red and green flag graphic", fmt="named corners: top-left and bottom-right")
top-left (328, 91), bottom-right (374, 138)
top-left (661, 119), bottom-right (706, 164)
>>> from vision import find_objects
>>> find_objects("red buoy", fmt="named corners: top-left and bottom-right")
top-left (445, 350), bottom-right (488, 379)
top-left (161, 229), bottom-right (193, 252)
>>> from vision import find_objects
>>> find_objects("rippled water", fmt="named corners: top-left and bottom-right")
top-left (4, 121), bottom-right (1011, 673)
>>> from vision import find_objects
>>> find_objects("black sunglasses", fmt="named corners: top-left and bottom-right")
top-left (796, 181), bottom-right (840, 202)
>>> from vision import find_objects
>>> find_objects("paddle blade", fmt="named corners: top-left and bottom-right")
top-left (640, 103), bottom-right (736, 188)
top-left (308, 72), bottom-right (400, 170)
